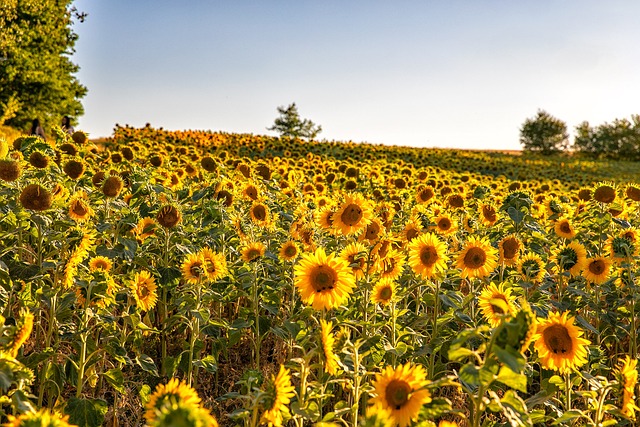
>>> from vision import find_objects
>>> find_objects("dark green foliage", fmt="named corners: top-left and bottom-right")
top-left (519, 110), bottom-right (569, 155)
top-left (573, 115), bottom-right (640, 160)
top-left (0, 0), bottom-right (87, 132)
top-left (267, 103), bottom-right (322, 141)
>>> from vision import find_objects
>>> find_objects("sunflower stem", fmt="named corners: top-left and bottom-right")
top-left (565, 372), bottom-right (572, 412)
top-left (252, 263), bottom-right (261, 371)
top-left (429, 279), bottom-right (440, 380)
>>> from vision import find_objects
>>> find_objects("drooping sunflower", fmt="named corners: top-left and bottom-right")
top-left (314, 206), bottom-right (336, 232)
top-left (260, 365), bottom-right (296, 427)
top-left (89, 256), bottom-right (113, 273)
top-left (241, 241), bottom-right (266, 263)
top-left (625, 183), bottom-right (640, 202)
top-left (4, 409), bottom-right (76, 427)
top-left (332, 192), bottom-right (373, 236)
top-left (68, 192), bottom-right (94, 222)
top-left (156, 205), bottom-right (182, 228)
top-left (102, 175), bottom-right (124, 198)
top-left (19, 183), bottom-right (52, 211)
top-left (9, 309), bottom-right (34, 357)
top-left (130, 271), bottom-right (158, 312)
top-left (478, 203), bottom-right (499, 226)
top-left (456, 236), bottom-right (498, 279)
top-left (582, 256), bottom-right (612, 285)
top-left (340, 241), bottom-right (368, 280)
top-left (615, 356), bottom-right (639, 420)
top-left (371, 278), bottom-right (397, 306)
top-left (407, 232), bottom-right (449, 280)
top-left (401, 218), bottom-right (421, 244)
top-left (553, 241), bottom-right (587, 276)
top-left (181, 253), bottom-right (207, 285)
top-left (517, 252), bottom-right (546, 283)
top-left (606, 228), bottom-right (639, 262)
top-left (533, 311), bottom-right (590, 374)
top-left (145, 378), bottom-right (202, 425)
top-left (416, 185), bottom-right (436, 204)
top-left (134, 217), bottom-right (157, 241)
top-left (320, 319), bottom-right (340, 375)
top-left (554, 217), bottom-right (576, 240)
top-left (361, 217), bottom-right (384, 242)
top-left (369, 362), bottom-right (432, 427)
top-left (294, 247), bottom-right (356, 310)
top-left (377, 248), bottom-right (406, 281)
top-left (498, 234), bottom-right (521, 266)
top-left (478, 282), bottom-right (516, 327)
top-left (199, 247), bottom-right (227, 281)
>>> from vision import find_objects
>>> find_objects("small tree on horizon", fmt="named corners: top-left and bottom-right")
top-left (268, 103), bottom-right (322, 141)
top-left (519, 110), bottom-right (569, 155)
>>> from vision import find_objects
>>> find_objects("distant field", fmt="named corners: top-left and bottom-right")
top-left (1, 126), bottom-right (639, 427)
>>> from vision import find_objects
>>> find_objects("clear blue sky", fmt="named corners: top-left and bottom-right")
top-left (72, 0), bottom-right (640, 150)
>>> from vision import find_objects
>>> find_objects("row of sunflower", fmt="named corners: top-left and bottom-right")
top-left (0, 125), bottom-right (639, 427)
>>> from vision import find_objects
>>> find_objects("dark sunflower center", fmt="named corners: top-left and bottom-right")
top-left (385, 379), bottom-right (411, 410)
top-left (246, 249), bottom-right (261, 260)
top-left (366, 223), bottom-right (381, 240)
top-left (483, 205), bottom-right (496, 222)
top-left (464, 247), bottom-right (486, 269)
top-left (379, 286), bottom-right (393, 301)
top-left (72, 201), bottom-right (88, 216)
top-left (405, 228), bottom-right (419, 242)
top-left (448, 194), bottom-right (464, 208)
top-left (419, 188), bottom-right (434, 202)
top-left (252, 205), bottom-right (267, 221)
top-left (284, 245), bottom-right (297, 257)
top-left (491, 296), bottom-right (508, 314)
top-left (588, 260), bottom-right (605, 275)
top-left (246, 187), bottom-right (258, 200)
top-left (438, 218), bottom-right (451, 231)
top-left (593, 186), bottom-right (616, 204)
top-left (190, 262), bottom-right (203, 278)
top-left (502, 238), bottom-right (519, 259)
top-left (341, 204), bottom-right (363, 226)
top-left (543, 324), bottom-right (573, 355)
top-left (139, 285), bottom-right (150, 298)
top-left (559, 221), bottom-right (571, 234)
top-left (311, 265), bottom-right (338, 292)
top-left (420, 246), bottom-right (439, 267)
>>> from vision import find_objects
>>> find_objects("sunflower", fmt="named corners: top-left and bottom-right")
top-left (279, 240), bottom-right (300, 262)
top-left (199, 247), bottom-right (227, 281)
top-left (19, 183), bottom-right (52, 211)
top-left (416, 185), bottom-right (436, 204)
top-left (89, 256), bottom-right (113, 273)
top-left (582, 256), bottom-right (612, 285)
top-left (615, 267), bottom-right (634, 289)
top-left (554, 217), bottom-right (576, 239)
top-left (517, 252), bottom-right (546, 283)
top-left (378, 248), bottom-right (406, 281)
top-left (320, 319), bottom-right (340, 375)
top-left (533, 311), bottom-right (590, 374)
top-left (249, 201), bottom-right (272, 228)
top-left (401, 219), bottom-right (421, 244)
top-left (332, 193), bottom-right (373, 236)
top-left (369, 362), bottom-right (432, 427)
top-left (315, 206), bottom-right (336, 231)
top-left (68, 192), bottom-right (94, 222)
top-left (9, 309), bottom-right (33, 357)
top-left (625, 183), bottom-right (640, 202)
top-left (241, 241), bottom-right (266, 263)
top-left (371, 278), bottom-right (397, 306)
top-left (102, 175), bottom-right (124, 198)
top-left (242, 183), bottom-right (260, 200)
top-left (432, 213), bottom-right (457, 236)
top-left (456, 236), bottom-right (498, 279)
top-left (4, 409), bottom-right (76, 427)
top-left (134, 217), bottom-right (157, 241)
top-left (407, 232), bottom-right (449, 280)
top-left (130, 271), bottom-right (158, 311)
top-left (294, 247), bottom-right (356, 310)
top-left (553, 241), bottom-right (587, 276)
top-left (616, 356), bottom-right (639, 420)
top-left (498, 234), bottom-right (521, 266)
top-left (0, 159), bottom-right (21, 182)
top-left (339, 242), bottom-right (368, 280)
top-left (260, 365), bottom-right (296, 427)
top-left (361, 217), bottom-right (384, 243)
top-left (478, 203), bottom-right (498, 227)
top-left (145, 378), bottom-right (202, 424)
top-left (156, 205), bottom-right (182, 228)
top-left (478, 282), bottom-right (516, 327)
top-left (593, 181), bottom-right (617, 204)
top-left (181, 253), bottom-right (206, 285)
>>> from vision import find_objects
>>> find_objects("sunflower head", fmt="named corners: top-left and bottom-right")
top-left (242, 241), bottom-right (267, 263)
top-left (130, 271), bottom-right (158, 312)
top-left (320, 319), bottom-right (340, 375)
top-left (554, 217), bottom-right (576, 240)
top-left (145, 378), bottom-right (203, 425)
top-left (456, 236), bottom-right (498, 279)
top-left (553, 241), bottom-right (587, 277)
top-left (582, 256), bottom-right (612, 285)
top-left (593, 182), bottom-right (617, 204)
top-left (408, 232), bottom-right (449, 280)
top-left (370, 363), bottom-right (431, 427)
top-left (89, 256), bottom-right (113, 273)
top-left (332, 193), bottom-right (373, 236)
top-left (181, 253), bottom-right (207, 285)
top-left (614, 356), bottom-right (639, 420)
top-left (517, 252), bottom-right (546, 284)
top-left (19, 183), bottom-right (52, 211)
top-left (495, 299), bottom-right (537, 354)
top-left (371, 278), bottom-right (398, 306)
top-left (625, 184), bottom-right (640, 202)
top-left (260, 365), bottom-right (295, 427)
top-left (157, 205), bottom-right (182, 228)
top-left (199, 247), bottom-right (228, 281)
top-left (478, 282), bottom-right (516, 327)
top-left (498, 235), bottom-right (521, 266)
top-left (533, 311), bottom-right (590, 374)
top-left (5, 409), bottom-right (75, 427)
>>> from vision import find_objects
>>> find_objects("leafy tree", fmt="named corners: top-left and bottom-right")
top-left (519, 110), bottom-right (569, 155)
top-left (268, 103), bottom-right (322, 140)
top-left (0, 0), bottom-right (87, 131)
top-left (574, 116), bottom-right (640, 160)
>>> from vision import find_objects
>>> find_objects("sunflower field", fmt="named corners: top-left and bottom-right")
top-left (0, 125), bottom-right (639, 427)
